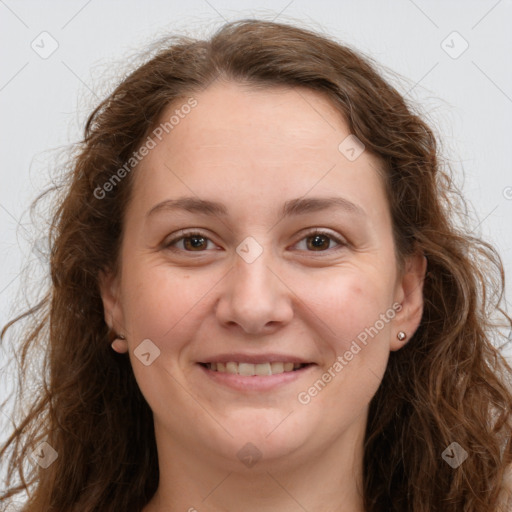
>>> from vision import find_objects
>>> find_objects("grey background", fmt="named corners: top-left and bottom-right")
top-left (1, 0), bottom-right (511, 497)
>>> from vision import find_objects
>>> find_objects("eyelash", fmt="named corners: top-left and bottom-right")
top-left (163, 229), bottom-right (347, 254)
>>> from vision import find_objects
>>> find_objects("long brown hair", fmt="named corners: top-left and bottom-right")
top-left (1, 19), bottom-right (511, 512)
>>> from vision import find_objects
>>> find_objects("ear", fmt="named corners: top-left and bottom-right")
top-left (98, 268), bottom-right (128, 354)
top-left (390, 251), bottom-right (427, 351)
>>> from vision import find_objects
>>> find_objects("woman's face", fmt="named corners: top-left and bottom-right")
top-left (101, 81), bottom-right (425, 471)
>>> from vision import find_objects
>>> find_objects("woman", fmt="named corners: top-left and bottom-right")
top-left (1, 19), bottom-right (511, 512)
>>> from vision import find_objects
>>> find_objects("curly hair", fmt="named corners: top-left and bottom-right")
top-left (1, 18), bottom-right (511, 512)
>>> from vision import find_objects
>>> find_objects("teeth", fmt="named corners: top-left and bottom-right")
top-left (255, 363), bottom-right (272, 376)
top-left (205, 361), bottom-right (307, 376)
top-left (226, 362), bottom-right (238, 374)
top-left (271, 362), bottom-right (284, 374)
top-left (238, 363), bottom-right (255, 376)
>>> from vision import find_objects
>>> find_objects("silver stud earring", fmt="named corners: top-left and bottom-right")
top-left (397, 331), bottom-right (406, 341)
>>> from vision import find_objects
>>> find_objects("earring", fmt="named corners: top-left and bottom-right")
top-left (397, 331), bottom-right (407, 341)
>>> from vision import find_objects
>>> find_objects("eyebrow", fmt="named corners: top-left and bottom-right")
top-left (146, 196), bottom-right (366, 219)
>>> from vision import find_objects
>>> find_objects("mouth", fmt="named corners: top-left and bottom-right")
top-left (199, 361), bottom-right (313, 376)
top-left (196, 360), bottom-right (316, 392)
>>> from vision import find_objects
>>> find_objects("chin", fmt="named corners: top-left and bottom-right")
top-left (210, 410), bottom-right (315, 465)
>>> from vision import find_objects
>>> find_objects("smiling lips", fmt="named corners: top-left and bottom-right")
top-left (197, 353), bottom-right (316, 391)
top-left (197, 356), bottom-right (316, 391)
top-left (203, 361), bottom-right (310, 376)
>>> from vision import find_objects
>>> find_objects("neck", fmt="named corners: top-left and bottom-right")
top-left (143, 411), bottom-right (367, 512)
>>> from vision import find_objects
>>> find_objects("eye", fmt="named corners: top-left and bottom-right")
top-left (294, 229), bottom-right (346, 252)
top-left (163, 228), bottom-right (346, 254)
top-left (164, 230), bottom-right (218, 252)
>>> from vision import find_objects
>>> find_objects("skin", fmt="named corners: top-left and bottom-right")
top-left (100, 81), bottom-right (426, 512)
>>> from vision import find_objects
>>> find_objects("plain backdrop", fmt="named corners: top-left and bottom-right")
top-left (1, 0), bottom-right (511, 493)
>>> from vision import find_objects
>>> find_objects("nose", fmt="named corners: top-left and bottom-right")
top-left (214, 250), bottom-right (294, 336)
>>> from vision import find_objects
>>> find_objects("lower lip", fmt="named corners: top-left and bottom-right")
top-left (197, 363), bottom-right (316, 391)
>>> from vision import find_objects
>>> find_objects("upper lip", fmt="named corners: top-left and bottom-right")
top-left (198, 353), bottom-right (315, 364)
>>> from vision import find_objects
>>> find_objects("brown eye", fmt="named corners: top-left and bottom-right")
top-left (294, 229), bottom-right (346, 253)
top-left (164, 231), bottom-right (217, 252)
top-left (306, 234), bottom-right (331, 251)
top-left (182, 235), bottom-right (208, 251)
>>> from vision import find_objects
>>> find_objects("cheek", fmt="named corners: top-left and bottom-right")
top-left (301, 274), bottom-right (395, 405)
top-left (297, 267), bottom-right (395, 345)
top-left (120, 260), bottom-right (219, 346)
top-left (119, 263), bottom-right (213, 412)
top-left (293, 269), bottom-right (395, 405)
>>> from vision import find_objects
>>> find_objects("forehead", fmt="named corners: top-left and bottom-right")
top-left (160, 81), bottom-right (353, 157)
top-left (130, 81), bottom-right (388, 223)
